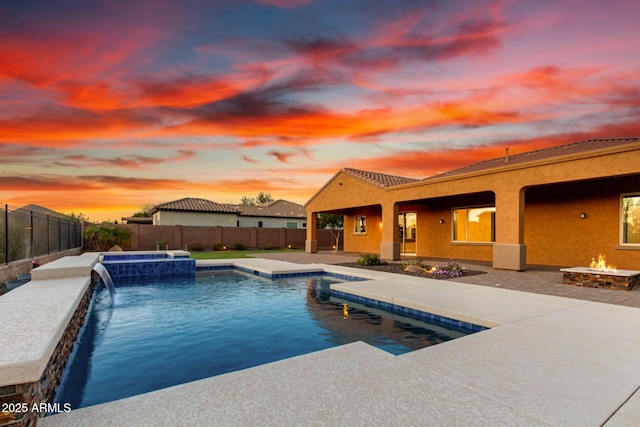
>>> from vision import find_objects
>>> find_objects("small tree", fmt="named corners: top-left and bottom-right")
top-left (67, 212), bottom-right (90, 223)
top-left (239, 192), bottom-right (274, 206)
top-left (84, 223), bottom-right (132, 251)
top-left (132, 204), bottom-right (155, 218)
top-left (318, 214), bottom-right (343, 250)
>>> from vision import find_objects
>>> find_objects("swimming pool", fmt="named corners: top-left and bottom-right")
top-left (55, 270), bottom-right (474, 408)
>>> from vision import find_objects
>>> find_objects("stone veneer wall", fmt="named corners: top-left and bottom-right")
top-left (563, 271), bottom-right (640, 291)
top-left (0, 277), bottom-right (96, 427)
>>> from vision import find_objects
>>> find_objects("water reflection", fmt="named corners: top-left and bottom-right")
top-left (301, 276), bottom-right (467, 354)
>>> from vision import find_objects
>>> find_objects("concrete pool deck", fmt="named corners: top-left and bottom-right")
top-left (36, 255), bottom-right (640, 426)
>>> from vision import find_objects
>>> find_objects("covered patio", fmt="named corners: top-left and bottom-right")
top-left (306, 138), bottom-right (640, 271)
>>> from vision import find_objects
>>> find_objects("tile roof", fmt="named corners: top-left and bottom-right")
top-left (151, 198), bottom-right (239, 214)
top-left (428, 137), bottom-right (640, 180)
top-left (341, 167), bottom-right (420, 188)
top-left (338, 137), bottom-right (640, 189)
top-left (150, 198), bottom-right (305, 218)
top-left (235, 199), bottom-right (305, 218)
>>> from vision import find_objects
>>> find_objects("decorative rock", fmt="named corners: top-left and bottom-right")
top-left (404, 264), bottom-right (427, 275)
top-left (109, 244), bottom-right (123, 252)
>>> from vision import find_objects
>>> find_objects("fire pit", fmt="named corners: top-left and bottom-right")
top-left (561, 254), bottom-right (640, 291)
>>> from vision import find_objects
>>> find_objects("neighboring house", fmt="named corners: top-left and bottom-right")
top-left (234, 199), bottom-right (306, 228)
top-left (149, 198), bottom-right (306, 228)
top-left (305, 137), bottom-right (640, 271)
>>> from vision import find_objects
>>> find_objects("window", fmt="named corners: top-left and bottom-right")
top-left (286, 222), bottom-right (297, 228)
top-left (622, 194), bottom-right (640, 245)
top-left (354, 215), bottom-right (366, 234)
top-left (258, 221), bottom-right (263, 228)
top-left (452, 207), bottom-right (495, 242)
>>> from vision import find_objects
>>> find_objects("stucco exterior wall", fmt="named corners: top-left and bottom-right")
top-left (524, 176), bottom-right (640, 268)
top-left (342, 206), bottom-right (382, 254)
top-left (307, 172), bottom-right (388, 213)
top-left (407, 202), bottom-right (494, 262)
top-left (237, 218), bottom-right (306, 228)
top-left (307, 142), bottom-right (640, 269)
top-left (154, 211), bottom-right (237, 227)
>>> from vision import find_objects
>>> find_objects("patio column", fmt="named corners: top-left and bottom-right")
top-left (380, 203), bottom-right (400, 260)
top-left (305, 211), bottom-right (318, 253)
top-left (493, 187), bottom-right (526, 270)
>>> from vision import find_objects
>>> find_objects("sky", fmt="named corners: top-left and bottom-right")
top-left (1, 0), bottom-right (639, 222)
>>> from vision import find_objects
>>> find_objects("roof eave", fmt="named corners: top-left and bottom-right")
top-left (389, 140), bottom-right (640, 191)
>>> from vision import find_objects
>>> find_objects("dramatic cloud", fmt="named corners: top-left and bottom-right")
top-left (53, 150), bottom-right (195, 169)
top-left (268, 151), bottom-right (294, 163)
top-left (1, 0), bottom-right (639, 220)
top-left (0, 175), bottom-right (100, 191)
top-left (242, 155), bottom-right (261, 164)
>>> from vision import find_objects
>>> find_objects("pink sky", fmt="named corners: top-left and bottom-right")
top-left (1, 0), bottom-right (639, 221)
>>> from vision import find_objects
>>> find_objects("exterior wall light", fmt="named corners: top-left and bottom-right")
top-left (580, 213), bottom-right (587, 219)
top-left (439, 219), bottom-right (445, 224)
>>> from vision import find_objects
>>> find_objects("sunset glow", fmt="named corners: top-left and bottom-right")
top-left (2, 0), bottom-right (639, 221)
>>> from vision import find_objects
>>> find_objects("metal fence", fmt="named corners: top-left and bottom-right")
top-left (1, 204), bottom-right (83, 264)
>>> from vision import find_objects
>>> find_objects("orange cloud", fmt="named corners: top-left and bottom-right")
top-left (242, 155), bottom-right (261, 165)
top-left (0, 110), bottom-right (156, 144)
top-left (53, 150), bottom-right (195, 170)
top-left (268, 151), bottom-right (294, 163)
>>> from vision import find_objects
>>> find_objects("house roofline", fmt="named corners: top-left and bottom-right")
top-left (305, 169), bottom-right (345, 208)
top-left (387, 138), bottom-right (640, 191)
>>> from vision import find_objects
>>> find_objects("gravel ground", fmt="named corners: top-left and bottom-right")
top-left (336, 262), bottom-right (486, 279)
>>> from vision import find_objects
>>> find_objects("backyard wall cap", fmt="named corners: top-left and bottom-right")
top-left (31, 252), bottom-right (100, 281)
top-left (0, 276), bottom-right (90, 385)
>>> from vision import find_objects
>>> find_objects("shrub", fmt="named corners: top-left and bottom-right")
top-left (158, 238), bottom-right (168, 250)
top-left (431, 259), bottom-right (465, 277)
top-left (357, 253), bottom-right (381, 266)
top-left (233, 243), bottom-right (246, 250)
top-left (189, 243), bottom-right (204, 251)
top-left (212, 243), bottom-right (226, 251)
top-left (84, 224), bottom-right (132, 251)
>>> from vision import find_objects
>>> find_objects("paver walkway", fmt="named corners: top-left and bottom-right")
top-left (252, 251), bottom-right (640, 308)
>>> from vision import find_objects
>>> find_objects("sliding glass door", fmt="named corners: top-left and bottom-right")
top-left (398, 212), bottom-right (417, 255)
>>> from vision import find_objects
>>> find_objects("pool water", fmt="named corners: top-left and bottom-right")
top-left (56, 271), bottom-right (471, 408)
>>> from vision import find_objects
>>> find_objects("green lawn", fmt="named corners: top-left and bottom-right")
top-left (189, 249), bottom-right (303, 260)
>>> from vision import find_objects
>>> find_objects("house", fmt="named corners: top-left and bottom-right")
top-left (234, 200), bottom-right (307, 228)
top-left (149, 198), bottom-right (306, 229)
top-left (305, 137), bottom-right (640, 271)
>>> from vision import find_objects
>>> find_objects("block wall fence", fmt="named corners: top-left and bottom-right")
top-left (86, 225), bottom-right (341, 252)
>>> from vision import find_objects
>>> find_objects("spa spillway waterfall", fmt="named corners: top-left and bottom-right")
top-left (93, 263), bottom-right (116, 304)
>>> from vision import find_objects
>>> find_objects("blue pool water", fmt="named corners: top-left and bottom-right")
top-left (56, 271), bottom-right (472, 408)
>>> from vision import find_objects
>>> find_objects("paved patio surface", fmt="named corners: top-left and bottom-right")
top-left (252, 251), bottom-right (640, 308)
